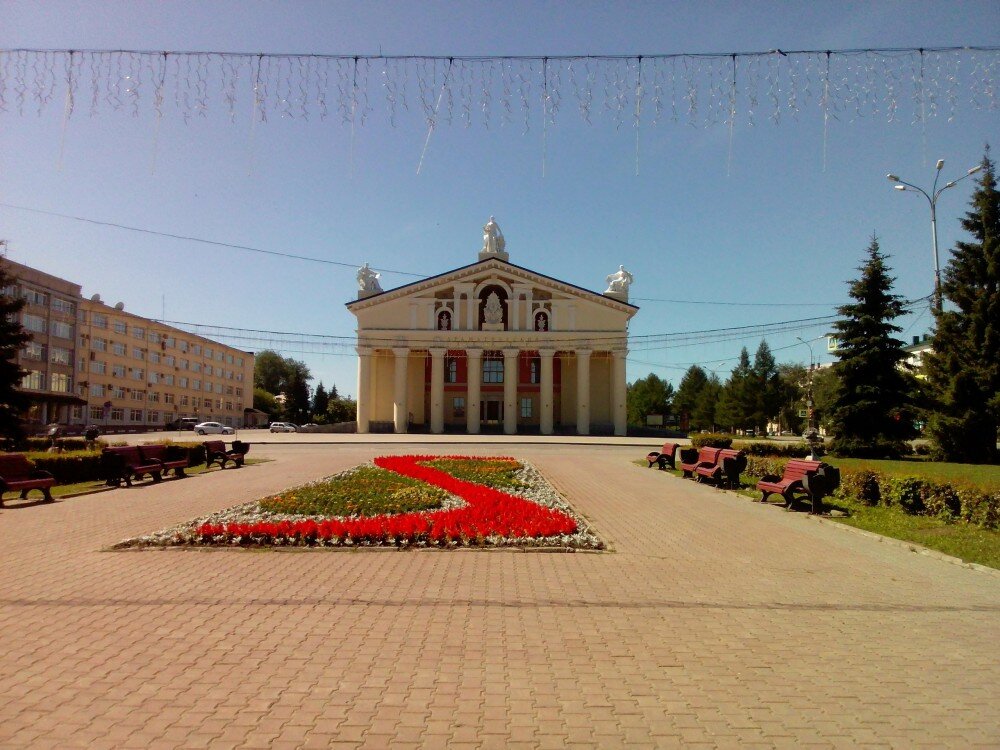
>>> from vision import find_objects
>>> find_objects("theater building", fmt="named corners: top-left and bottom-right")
top-left (347, 218), bottom-right (638, 435)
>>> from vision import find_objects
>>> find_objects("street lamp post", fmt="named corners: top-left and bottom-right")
top-left (886, 159), bottom-right (984, 313)
top-left (796, 336), bottom-right (822, 458)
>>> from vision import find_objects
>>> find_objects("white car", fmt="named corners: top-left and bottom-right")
top-left (194, 421), bottom-right (235, 435)
top-left (269, 422), bottom-right (297, 433)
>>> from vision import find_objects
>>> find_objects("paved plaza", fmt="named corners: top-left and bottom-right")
top-left (2, 440), bottom-right (998, 748)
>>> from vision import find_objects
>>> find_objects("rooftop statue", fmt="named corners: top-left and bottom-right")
top-left (605, 265), bottom-right (634, 296)
top-left (356, 262), bottom-right (382, 294)
top-left (482, 215), bottom-right (506, 255)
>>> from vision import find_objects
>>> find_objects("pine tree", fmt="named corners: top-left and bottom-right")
top-left (312, 382), bottom-right (330, 421)
top-left (0, 255), bottom-right (31, 441)
top-left (828, 236), bottom-right (915, 458)
top-left (752, 340), bottom-right (781, 432)
top-left (674, 365), bottom-right (709, 431)
top-left (717, 348), bottom-right (755, 433)
top-left (926, 149), bottom-right (1000, 462)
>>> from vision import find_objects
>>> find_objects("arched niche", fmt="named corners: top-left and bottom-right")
top-left (477, 284), bottom-right (508, 331)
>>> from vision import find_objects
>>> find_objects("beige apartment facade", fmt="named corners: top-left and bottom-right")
top-left (6, 258), bottom-right (256, 431)
top-left (347, 220), bottom-right (638, 435)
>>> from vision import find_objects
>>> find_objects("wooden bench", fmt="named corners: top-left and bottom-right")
top-left (101, 446), bottom-right (164, 487)
top-left (694, 448), bottom-right (747, 489)
top-left (203, 440), bottom-right (250, 470)
top-left (679, 446), bottom-right (722, 479)
top-left (757, 459), bottom-right (842, 514)
top-left (645, 442), bottom-right (681, 470)
top-left (138, 444), bottom-right (189, 478)
top-left (0, 454), bottom-right (55, 507)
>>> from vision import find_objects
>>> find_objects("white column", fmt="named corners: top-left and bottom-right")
top-left (539, 349), bottom-right (554, 435)
top-left (392, 347), bottom-right (409, 434)
top-left (503, 348), bottom-right (519, 435)
top-left (466, 348), bottom-right (482, 434)
top-left (576, 349), bottom-right (591, 436)
top-left (355, 346), bottom-right (372, 434)
top-left (430, 348), bottom-right (445, 434)
top-left (612, 348), bottom-right (628, 437)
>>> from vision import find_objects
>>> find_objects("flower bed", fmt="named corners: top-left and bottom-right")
top-left (115, 455), bottom-right (603, 550)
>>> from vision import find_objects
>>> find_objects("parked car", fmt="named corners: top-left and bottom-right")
top-left (269, 422), bottom-right (297, 433)
top-left (194, 421), bottom-right (235, 435)
top-left (166, 417), bottom-right (200, 430)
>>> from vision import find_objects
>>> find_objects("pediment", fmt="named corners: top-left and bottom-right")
top-left (346, 258), bottom-right (637, 314)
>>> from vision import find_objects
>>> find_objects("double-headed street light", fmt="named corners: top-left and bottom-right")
top-left (886, 159), bottom-right (983, 313)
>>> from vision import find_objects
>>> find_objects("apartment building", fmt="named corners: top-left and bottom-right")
top-left (6, 258), bottom-right (256, 431)
top-left (5, 259), bottom-right (85, 426)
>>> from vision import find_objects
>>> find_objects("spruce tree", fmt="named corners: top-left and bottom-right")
top-left (926, 149), bottom-right (1000, 462)
top-left (312, 382), bottom-right (330, 421)
top-left (674, 365), bottom-right (709, 430)
top-left (0, 255), bottom-right (31, 442)
top-left (717, 348), bottom-right (755, 432)
top-left (828, 236), bottom-right (915, 458)
top-left (692, 373), bottom-right (722, 432)
top-left (752, 340), bottom-right (781, 433)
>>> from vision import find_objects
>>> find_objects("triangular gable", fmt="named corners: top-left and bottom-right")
top-left (346, 257), bottom-right (639, 315)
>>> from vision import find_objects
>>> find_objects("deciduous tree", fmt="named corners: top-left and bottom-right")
top-left (0, 254), bottom-right (30, 441)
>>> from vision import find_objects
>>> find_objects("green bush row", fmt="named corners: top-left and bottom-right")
top-left (20, 441), bottom-right (209, 485)
top-left (690, 434), bottom-right (812, 458)
top-left (741, 456), bottom-right (999, 530)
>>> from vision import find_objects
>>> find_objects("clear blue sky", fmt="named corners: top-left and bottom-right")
top-left (2, 0), bottom-right (998, 397)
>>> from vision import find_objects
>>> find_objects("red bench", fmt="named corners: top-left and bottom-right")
top-left (138, 444), bottom-right (189, 478)
top-left (679, 446), bottom-right (722, 479)
top-left (204, 440), bottom-right (250, 469)
top-left (645, 442), bottom-right (681, 470)
top-left (0, 454), bottom-right (55, 507)
top-left (101, 446), bottom-right (164, 487)
top-left (757, 459), bottom-right (842, 514)
top-left (694, 448), bottom-right (747, 489)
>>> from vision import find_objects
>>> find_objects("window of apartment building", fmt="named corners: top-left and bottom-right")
top-left (113, 321), bottom-right (127, 334)
top-left (93, 337), bottom-right (108, 351)
top-left (149, 411), bottom-right (160, 423)
top-left (149, 351), bottom-right (160, 364)
top-left (149, 372), bottom-right (159, 384)
top-left (22, 313), bottom-right (45, 333)
top-left (133, 347), bottom-right (145, 360)
top-left (236, 372), bottom-right (243, 381)
top-left (225, 385), bottom-right (233, 395)
top-left (148, 391), bottom-right (160, 403)
top-left (148, 332), bottom-right (160, 345)
top-left (71, 405), bottom-right (83, 421)
top-left (90, 360), bottom-right (106, 375)
top-left (50, 346), bottom-right (71, 365)
top-left (191, 362), bottom-right (201, 373)
top-left (78, 358), bottom-right (86, 372)
top-left (164, 393), bottom-right (174, 404)
top-left (50, 321), bottom-right (73, 339)
top-left (164, 355), bottom-right (175, 366)
top-left (23, 288), bottom-right (48, 306)
top-left (165, 336), bottom-right (175, 348)
top-left (130, 408), bottom-right (143, 422)
top-left (112, 364), bottom-right (125, 378)
top-left (235, 388), bottom-right (242, 397)
top-left (112, 342), bottom-right (126, 356)
top-left (225, 401), bottom-right (233, 411)
top-left (204, 397), bottom-right (212, 408)
top-left (216, 351), bottom-right (224, 362)
top-left (132, 368), bottom-right (144, 380)
top-left (204, 347), bottom-right (213, 358)
top-left (191, 344), bottom-right (201, 356)
top-left (89, 406), bottom-right (103, 420)
top-left (204, 364), bottom-right (213, 376)
top-left (179, 340), bottom-right (188, 352)
top-left (453, 397), bottom-right (465, 418)
top-left (92, 313), bottom-right (108, 329)
top-left (215, 399), bottom-right (222, 409)
top-left (226, 353), bottom-right (234, 364)
top-left (52, 297), bottom-right (75, 315)
top-left (132, 326), bottom-right (145, 340)
top-left (237, 357), bottom-right (244, 367)
top-left (179, 377), bottom-right (188, 388)
top-left (50, 373), bottom-right (71, 392)
top-left (23, 341), bottom-right (44, 360)
top-left (179, 358), bottom-right (188, 370)
top-left (131, 390), bottom-right (145, 401)
top-left (111, 386), bottom-right (125, 398)
top-left (162, 374), bottom-right (174, 386)
top-left (520, 397), bottom-right (533, 418)
top-left (192, 379), bottom-right (201, 390)
top-left (214, 383), bottom-right (223, 394)
top-left (180, 395), bottom-right (189, 406)
top-left (89, 383), bottom-right (105, 397)
top-left (110, 407), bottom-right (124, 421)
top-left (21, 370), bottom-right (44, 389)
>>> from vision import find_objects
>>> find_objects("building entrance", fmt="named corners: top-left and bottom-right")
top-left (480, 397), bottom-right (503, 428)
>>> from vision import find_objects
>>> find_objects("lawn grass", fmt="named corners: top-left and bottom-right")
top-left (823, 456), bottom-right (1000, 489)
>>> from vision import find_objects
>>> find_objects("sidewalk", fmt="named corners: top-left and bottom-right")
top-left (1, 442), bottom-right (997, 748)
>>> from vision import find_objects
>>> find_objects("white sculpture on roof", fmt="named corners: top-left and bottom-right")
top-left (356, 262), bottom-right (382, 299)
top-left (479, 216), bottom-right (509, 261)
top-left (604, 265), bottom-right (634, 302)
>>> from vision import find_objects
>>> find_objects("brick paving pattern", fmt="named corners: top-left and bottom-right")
top-left (1, 442), bottom-right (998, 748)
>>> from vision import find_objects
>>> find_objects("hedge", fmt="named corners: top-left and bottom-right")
top-left (16, 440), bottom-right (209, 485)
top-left (741, 456), bottom-right (998, 530)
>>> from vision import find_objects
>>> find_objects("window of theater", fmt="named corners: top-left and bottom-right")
top-left (483, 358), bottom-right (503, 384)
top-left (446, 358), bottom-right (458, 383)
top-left (453, 397), bottom-right (465, 418)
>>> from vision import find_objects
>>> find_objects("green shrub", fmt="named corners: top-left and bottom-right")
top-left (829, 437), bottom-right (909, 460)
top-left (881, 476), bottom-right (929, 513)
top-left (146, 440), bottom-right (206, 467)
top-left (744, 455), bottom-right (789, 480)
top-left (955, 486), bottom-right (1000, 530)
top-left (732, 441), bottom-right (812, 458)
top-left (690, 433), bottom-right (734, 449)
top-left (834, 469), bottom-right (882, 506)
top-left (25, 451), bottom-right (104, 484)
